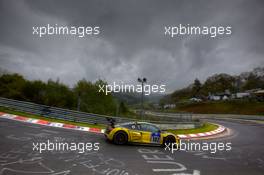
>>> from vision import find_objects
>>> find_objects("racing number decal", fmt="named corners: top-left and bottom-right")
top-left (151, 132), bottom-right (160, 143)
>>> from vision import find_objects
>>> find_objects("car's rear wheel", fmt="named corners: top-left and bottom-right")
top-left (113, 131), bottom-right (128, 145)
top-left (163, 135), bottom-right (176, 147)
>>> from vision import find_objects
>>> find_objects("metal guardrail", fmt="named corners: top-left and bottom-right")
top-left (193, 114), bottom-right (264, 121)
top-left (145, 111), bottom-right (194, 122)
top-left (0, 97), bottom-right (194, 125)
top-left (0, 97), bottom-right (135, 125)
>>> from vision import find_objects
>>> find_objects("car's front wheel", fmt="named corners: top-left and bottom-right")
top-left (113, 131), bottom-right (128, 145)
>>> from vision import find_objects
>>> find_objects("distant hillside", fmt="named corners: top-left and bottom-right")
top-left (170, 101), bottom-right (264, 115)
top-left (113, 92), bottom-right (164, 105)
top-left (239, 67), bottom-right (264, 81)
top-left (113, 92), bottom-right (142, 105)
top-left (162, 67), bottom-right (264, 103)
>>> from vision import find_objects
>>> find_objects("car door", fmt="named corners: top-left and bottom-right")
top-left (139, 124), bottom-right (161, 144)
top-left (128, 124), bottom-right (142, 142)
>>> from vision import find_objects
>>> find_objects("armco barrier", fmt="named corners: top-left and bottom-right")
top-left (0, 97), bottom-right (193, 125)
top-left (0, 97), bottom-right (132, 125)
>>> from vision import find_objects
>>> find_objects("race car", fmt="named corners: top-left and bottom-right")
top-left (104, 121), bottom-right (179, 146)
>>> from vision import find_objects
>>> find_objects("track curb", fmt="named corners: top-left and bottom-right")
top-left (0, 112), bottom-right (226, 138)
top-left (177, 124), bottom-right (226, 139)
top-left (0, 112), bottom-right (105, 134)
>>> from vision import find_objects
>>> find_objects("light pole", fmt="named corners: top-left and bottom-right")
top-left (138, 77), bottom-right (147, 121)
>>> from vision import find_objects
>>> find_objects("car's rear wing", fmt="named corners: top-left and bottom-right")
top-left (106, 117), bottom-right (116, 128)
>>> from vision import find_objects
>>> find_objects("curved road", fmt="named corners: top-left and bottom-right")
top-left (0, 118), bottom-right (263, 175)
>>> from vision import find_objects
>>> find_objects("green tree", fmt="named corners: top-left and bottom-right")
top-left (0, 73), bottom-right (118, 115)
top-left (201, 73), bottom-right (236, 95)
top-left (170, 87), bottom-right (192, 101)
top-left (242, 73), bottom-right (264, 90)
top-left (43, 79), bottom-right (75, 108)
top-left (119, 101), bottom-right (128, 114)
top-left (74, 79), bottom-right (116, 115)
top-left (192, 78), bottom-right (202, 97)
top-left (22, 80), bottom-right (46, 103)
top-left (0, 73), bottom-right (26, 100)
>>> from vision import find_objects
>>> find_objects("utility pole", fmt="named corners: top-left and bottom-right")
top-left (137, 77), bottom-right (147, 121)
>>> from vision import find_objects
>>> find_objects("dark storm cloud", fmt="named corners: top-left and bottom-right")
top-left (0, 0), bottom-right (264, 92)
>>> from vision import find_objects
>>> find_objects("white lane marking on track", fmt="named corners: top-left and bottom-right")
top-left (171, 170), bottom-right (201, 175)
top-left (148, 161), bottom-right (186, 172)
top-left (138, 148), bottom-right (200, 174)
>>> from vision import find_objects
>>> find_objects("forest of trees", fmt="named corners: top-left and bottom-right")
top-left (0, 73), bottom-right (128, 116)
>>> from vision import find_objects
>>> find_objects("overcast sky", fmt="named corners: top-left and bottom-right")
top-left (0, 0), bottom-right (264, 92)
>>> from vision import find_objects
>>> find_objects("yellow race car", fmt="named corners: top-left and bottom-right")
top-left (104, 121), bottom-right (179, 146)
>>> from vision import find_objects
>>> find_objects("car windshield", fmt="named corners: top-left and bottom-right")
top-left (119, 123), bottom-right (137, 129)
top-left (139, 123), bottom-right (160, 133)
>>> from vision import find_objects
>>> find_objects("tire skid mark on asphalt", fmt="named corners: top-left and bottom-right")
top-left (1, 121), bottom-right (139, 175)
top-left (257, 158), bottom-right (264, 168)
top-left (6, 134), bottom-right (31, 141)
top-left (185, 150), bottom-right (226, 160)
top-left (0, 146), bottom-right (137, 175)
top-left (0, 149), bottom-right (71, 175)
top-left (42, 129), bottom-right (60, 134)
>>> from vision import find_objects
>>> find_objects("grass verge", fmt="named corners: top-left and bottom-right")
top-left (0, 106), bottom-right (105, 129)
top-left (167, 122), bottom-right (219, 135)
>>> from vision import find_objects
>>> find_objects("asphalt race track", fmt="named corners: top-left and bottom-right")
top-left (0, 118), bottom-right (263, 175)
